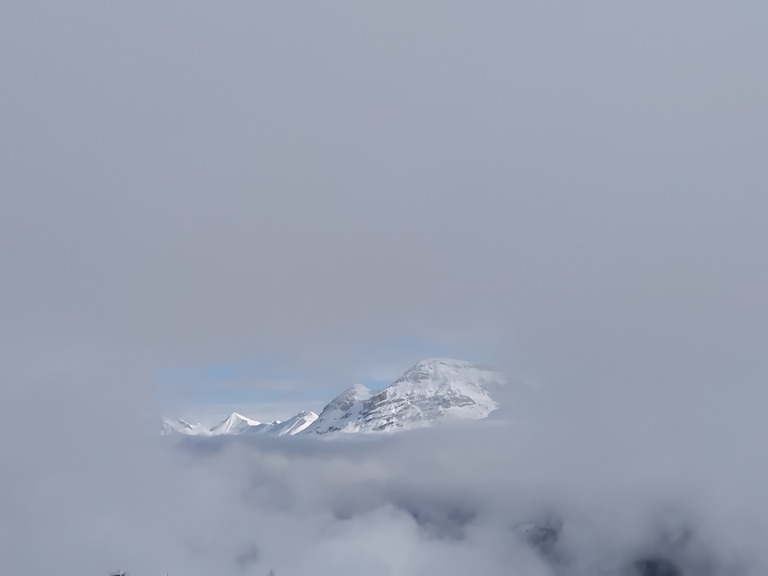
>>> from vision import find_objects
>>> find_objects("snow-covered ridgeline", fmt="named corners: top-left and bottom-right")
top-left (163, 358), bottom-right (505, 438)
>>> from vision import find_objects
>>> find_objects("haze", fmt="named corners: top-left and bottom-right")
top-left (1, 1), bottom-right (767, 574)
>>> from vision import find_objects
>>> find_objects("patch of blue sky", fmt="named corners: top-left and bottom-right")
top-left (361, 378), bottom-right (391, 391)
top-left (154, 332), bottom-right (489, 409)
top-left (345, 332), bottom-right (470, 382)
top-left (155, 358), bottom-right (346, 410)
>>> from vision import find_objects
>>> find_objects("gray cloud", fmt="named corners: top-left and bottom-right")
top-left (3, 1), bottom-right (767, 372)
top-left (1, 1), bottom-right (767, 574)
top-left (6, 414), bottom-right (768, 575)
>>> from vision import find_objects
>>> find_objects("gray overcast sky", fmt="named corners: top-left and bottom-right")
top-left (1, 1), bottom-right (767, 415)
top-left (3, 3), bottom-right (768, 575)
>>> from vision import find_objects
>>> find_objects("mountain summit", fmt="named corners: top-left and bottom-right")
top-left (305, 358), bottom-right (504, 434)
top-left (163, 358), bottom-right (504, 438)
top-left (210, 412), bottom-right (261, 435)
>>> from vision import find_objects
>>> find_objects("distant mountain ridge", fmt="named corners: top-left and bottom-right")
top-left (162, 410), bottom-right (319, 437)
top-left (163, 358), bottom-right (505, 438)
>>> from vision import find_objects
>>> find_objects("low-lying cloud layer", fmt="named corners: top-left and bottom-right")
top-left (4, 374), bottom-right (768, 575)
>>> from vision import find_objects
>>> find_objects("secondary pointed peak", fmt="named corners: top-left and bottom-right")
top-left (210, 411), bottom-right (261, 434)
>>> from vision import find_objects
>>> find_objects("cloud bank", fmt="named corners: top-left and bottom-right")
top-left (4, 397), bottom-right (768, 575)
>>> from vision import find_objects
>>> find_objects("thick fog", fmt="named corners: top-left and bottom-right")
top-left (2, 1), bottom-right (767, 574)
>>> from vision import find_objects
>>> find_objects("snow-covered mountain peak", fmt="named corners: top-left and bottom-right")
top-left (349, 382), bottom-right (372, 395)
top-left (401, 357), bottom-right (475, 374)
top-left (210, 412), bottom-right (261, 435)
top-left (161, 417), bottom-right (210, 436)
top-left (303, 383), bottom-right (372, 435)
top-left (333, 383), bottom-right (372, 405)
top-left (304, 358), bottom-right (505, 435)
top-left (266, 410), bottom-right (318, 437)
top-left (396, 358), bottom-right (503, 386)
top-left (164, 410), bottom-right (319, 438)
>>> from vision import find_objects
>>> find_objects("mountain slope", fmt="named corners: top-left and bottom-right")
top-left (305, 358), bottom-right (504, 434)
top-left (304, 383), bottom-right (373, 434)
top-left (161, 417), bottom-right (211, 436)
top-left (249, 410), bottom-right (319, 437)
top-left (210, 412), bottom-right (262, 434)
